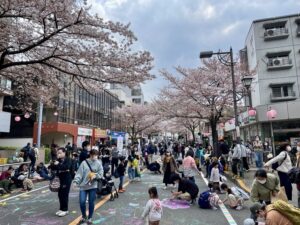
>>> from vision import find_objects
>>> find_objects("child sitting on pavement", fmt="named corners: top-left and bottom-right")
top-left (221, 183), bottom-right (243, 210)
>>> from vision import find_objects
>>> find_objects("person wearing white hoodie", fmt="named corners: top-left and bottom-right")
top-left (142, 187), bottom-right (162, 225)
top-left (264, 144), bottom-right (293, 200)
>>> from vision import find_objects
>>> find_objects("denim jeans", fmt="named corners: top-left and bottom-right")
top-left (128, 167), bottom-right (135, 180)
top-left (255, 151), bottom-right (264, 168)
top-left (79, 188), bottom-right (97, 219)
top-left (119, 175), bottom-right (124, 189)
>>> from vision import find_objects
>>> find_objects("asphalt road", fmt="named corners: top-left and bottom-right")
top-left (0, 171), bottom-right (253, 225)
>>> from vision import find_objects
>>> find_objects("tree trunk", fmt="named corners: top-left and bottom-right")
top-left (210, 119), bottom-right (219, 157)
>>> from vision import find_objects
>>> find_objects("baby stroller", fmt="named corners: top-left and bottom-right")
top-left (97, 164), bottom-right (119, 201)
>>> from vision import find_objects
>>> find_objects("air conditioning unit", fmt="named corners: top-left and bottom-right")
top-left (266, 28), bottom-right (276, 36)
top-left (272, 58), bottom-right (283, 66)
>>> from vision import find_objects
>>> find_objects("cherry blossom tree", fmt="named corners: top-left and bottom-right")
top-left (158, 58), bottom-right (250, 151)
top-left (0, 0), bottom-right (154, 109)
top-left (116, 103), bottom-right (161, 143)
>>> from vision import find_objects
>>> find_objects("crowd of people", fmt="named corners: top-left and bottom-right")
top-left (1, 137), bottom-right (300, 225)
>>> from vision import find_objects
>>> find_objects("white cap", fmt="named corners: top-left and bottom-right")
top-left (244, 218), bottom-right (255, 225)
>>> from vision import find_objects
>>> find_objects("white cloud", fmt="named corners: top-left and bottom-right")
top-left (104, 0), bottom-right (128, 8)
top-left (222, 21), bottom-right (242, 35)
top-left (202, 4), bottom-right (216, 20)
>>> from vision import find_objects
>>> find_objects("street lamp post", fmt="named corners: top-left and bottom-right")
top-left (200, 47), bottom-right (240, 143)
top-left (241, 76), bottom-right (253, 108)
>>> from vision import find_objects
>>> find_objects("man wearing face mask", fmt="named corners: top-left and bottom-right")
top-left (264, 144), bottom-right (293, 201)
top-left (251, 169), bottom-right (279, 205)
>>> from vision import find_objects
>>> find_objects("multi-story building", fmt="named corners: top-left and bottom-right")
top-left (225, 14), bottom-right (300, 149)
top-left (0, 84), bottom-right (121, 148)
top-left (108, 83), bottom-right (132, 106)
top-left (131, 84), bottom-right (144, 105)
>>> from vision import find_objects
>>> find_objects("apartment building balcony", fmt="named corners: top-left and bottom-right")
top-left (270, 91), bottom-right (297, 102)
top-left (264, 27), bottom-right (289, 41)
top-left (267, 58), bottom-right (293, 70)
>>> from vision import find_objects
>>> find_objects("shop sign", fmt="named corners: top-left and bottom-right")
top-left (0, 111), bottom-right (11, 132)
top-left (110, 131), bottom-right (126, 139)
top-left (94, 128), bottom-right (107, 138)
top-left (239, 111), bottom-right (256, 126)
top-left (78, 127), bottom-right (93, 136)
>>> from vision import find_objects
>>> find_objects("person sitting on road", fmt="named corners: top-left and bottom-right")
top-left (170, 173), bottom-right (199, 203)
top-left (250, 169), bottom-right (279, 205)
top-left (36, 162), bottom-right (53, 180)
top-left (221, 183), bottom-right (243, 210)
top-left (148, 161), bottom-right (162, 174)
top-left (12, 164), bottom-right (34, 191)
top-left (0, 166), bottom-right (14, 193)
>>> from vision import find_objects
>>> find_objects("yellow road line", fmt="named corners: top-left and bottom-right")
top-left (69, 180), bottom-right (130, 225)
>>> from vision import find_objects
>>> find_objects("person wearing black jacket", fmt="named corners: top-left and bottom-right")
top-left (79, 141), bottom-right (91, 165)
top-left (50, 147), bottom-right (72, 217)
top-left (117, 157), bottom-right (126, 193)
top-left (171, 174), bottom-right (199, 203)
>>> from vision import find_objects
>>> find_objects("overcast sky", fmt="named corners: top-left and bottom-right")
top-left (88, 0), bottom-right (300, 101)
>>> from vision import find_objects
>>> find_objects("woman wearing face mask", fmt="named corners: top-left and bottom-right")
top-left (264, 144), bottom-right (293, 200)
top-left (250, 169), bottom-right (279, 205)
top-left (162, 151), bottom-right (178, 190)
top-left (73, 149), bottom-right (103, 225)
top-left (49, 147), bottom-right (73, 217)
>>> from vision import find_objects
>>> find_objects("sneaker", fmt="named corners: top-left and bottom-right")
top-left (55, 210), bottom-right (63, 216)
top-left (236, 206), bottom-right (243, 210)
top-left (58, 211), bottom-right (69, 217)
top-left (212, 206), bottom-right (218, 210)
top-left (77, 217), bottom-right (87, 225)
top-left (162, 186), bottom-right (167, 190)
top-left (86, 219), bottom-right (93, 225)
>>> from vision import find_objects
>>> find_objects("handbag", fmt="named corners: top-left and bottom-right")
top-left (49, 176), bottom-right (60, 192)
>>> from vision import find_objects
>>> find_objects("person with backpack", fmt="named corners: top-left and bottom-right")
top-left (73, 149), bottom-right (103, 225)
top-left (111, 144), bottom-right (119, 176)
top-left (250, 169), bottom-right (279, 205)
top-left (21, 143), bottom-right (31, 162)
top-left (264, 144), bottom-right (293, 201)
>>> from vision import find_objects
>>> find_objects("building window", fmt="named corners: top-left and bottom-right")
top-left (270, 83), bottom-right (296, 102)
top-left (131, 89), bottom-right (142, 96)
top-left (295, 18), bottom-right (300, 37)
top-left (132, 98), bottom-right (141, 104)
top-left (263, 20), bottom-right (288, 41)
top-left (266, 51), bottom-right (293, 70)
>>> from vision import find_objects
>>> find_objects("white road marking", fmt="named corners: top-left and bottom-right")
top-left (200, 172), bottom-right (238, 225)
top-left (0, 185), bottom-right (48, 203)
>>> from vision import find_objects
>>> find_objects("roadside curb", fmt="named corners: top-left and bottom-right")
top-left (224, 171), bottom-right (251, 193)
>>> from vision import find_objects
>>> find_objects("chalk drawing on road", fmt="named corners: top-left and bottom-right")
top-left (161, 198), bottom-right (190, 209)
